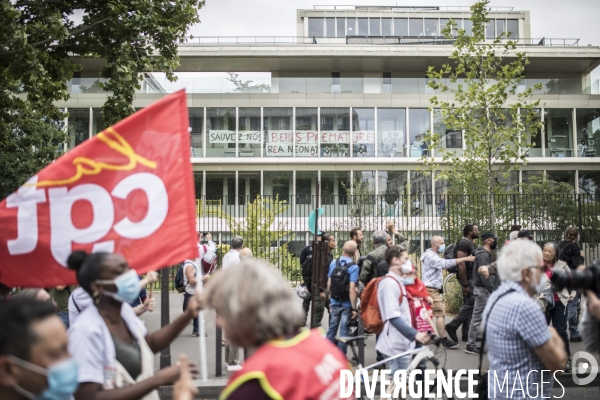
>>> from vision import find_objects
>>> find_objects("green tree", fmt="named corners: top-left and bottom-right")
top-left (0, 0), bottom-right (204, 199)
top-left (423, 0), bottom-right (542, 231)
top-left (226, 72), bottom-right (271, 93)
top-left (217, 196), bottom-right (300, 280)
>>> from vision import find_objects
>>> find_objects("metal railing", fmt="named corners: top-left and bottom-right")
top-left (313, 5), bottom-right (516, 11)
top-left (146, 193), bottom-right (600, 287)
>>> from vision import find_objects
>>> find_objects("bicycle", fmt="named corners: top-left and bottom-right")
top-left (338, 334), bottom-right (452, 400)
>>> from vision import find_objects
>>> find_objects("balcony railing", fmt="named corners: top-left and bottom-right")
top-left (312, 5), bottom-right (516, 11)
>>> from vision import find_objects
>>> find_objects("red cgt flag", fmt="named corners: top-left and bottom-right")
top-left (0, 90), bottom-right (198, 287)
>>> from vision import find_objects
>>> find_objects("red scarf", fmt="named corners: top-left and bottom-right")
top-left (405, 277), bottom-right (430, 299)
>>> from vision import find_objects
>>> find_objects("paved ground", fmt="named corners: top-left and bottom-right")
top-left (143, 292), bottom-right (600, 399)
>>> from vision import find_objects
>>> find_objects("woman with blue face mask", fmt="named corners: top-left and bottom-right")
top-left (67, 251), bottom-right (201, 400)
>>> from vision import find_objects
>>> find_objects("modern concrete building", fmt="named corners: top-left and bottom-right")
top-left (61, 5), bottom-right (600, 247)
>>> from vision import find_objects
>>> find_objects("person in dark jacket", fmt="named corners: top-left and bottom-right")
top-left (300, 233), bottom-right (334, 327)
top-left (559, 226), bottom-right (586, 342)
top-left (466, 231), bottom-right (498, 355)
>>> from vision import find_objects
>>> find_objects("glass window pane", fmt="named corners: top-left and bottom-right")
top-left (295, 108), bottom-right (318, 157)
top-left (238, 171), bottom-right (260, 207)
top-left (424, 19), bottom-right (439, 36)
top-left (326, 18), bottom-right (335, 38)
top-left (189, 107), bottom-right (203, 158)
top-left (238, 108), bottom-right (261, 157)
top-left (68, 108), bottom-right (89, 149)
top-left (382, 18), bottom-right (392, 36)
top-left (347, 18), bottom-right (356, 36)
top-left (336, 18), bottom-right (345, 38)
top-left (434, 109), bottom-right (463, 156)
top-left (352, 108), bottom-right (374, 157)
top-left (409, 109), bottom-right (430, 158)
top-left (410, 171), bottom-right (433, 216)
top-left (507, 19), bottom-right (518, 39)
top-left (486, 21), bottom-right (495, 38)
top-left (523, 108), bottom-right (542, 157)
top-left (296, 171), bottom-right (316, 207)
top-left (545, 109), bottom-right (574, 157)
top-left (264, 171), bottom-right (293, 205)
top-left (321, 171), bottom-right (350, 206)
top-left (547, 170), bottom-right (576, 189)
top-left (92, 108), bottom-right (107, 136)
top-left (193, 172), bottom-right (202, 199)
top-left (394, 18), bottom-right (408, 36)
top-left (378, 171), bottom-right (408, 217)
top-left (377, 108), bottom-right (406, 157)
top-left (308, 18), bottom-right (324, 37)
top-left (496, 19), bottom-right (506, 36)
top-left (409, 19), bottom-right (423, 36)
top-left (205, 172), bottom-right (235, 213)
top-left (463, 19), bottom-right (473, 36)
top-left (522, 170), bottom-right (543, 185)
top-left (358, 18), bottom-right (368, 36)
top-left (264, 108), bottom-right (292, 157)
top-left (369, 18), bottom-right (380, 36)
top-left (575, 109), bottom-right (600, 157)
top-left (321, 108), bottom-right (350, 157)
top-left (579, 171), bottom-right (600, 199)
top-left (206, 107), bottom-right (235, 157)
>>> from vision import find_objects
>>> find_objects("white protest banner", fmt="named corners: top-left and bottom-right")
top-left (381, 131), bottom-right (405, 146)
top-left (352, 130), bottom-right (375, 144)
top-left (208, 130), bottom-right (261, 143)
top-left (321, 131), bottom-right (350, 144)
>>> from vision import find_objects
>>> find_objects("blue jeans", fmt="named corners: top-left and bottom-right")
top-left (183, 293), bottom-right (198, 332)
top-left (567, 293), bottom-right (581, 339)
top-left (326, 305), bottom-right (351, 355)
top-left (57, 311), bottom-right (69, 329)
top-left (547, 300), bottom-right (570, 358)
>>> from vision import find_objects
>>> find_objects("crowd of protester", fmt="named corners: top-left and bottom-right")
top-left (2, 223), bottom-right (600, 400)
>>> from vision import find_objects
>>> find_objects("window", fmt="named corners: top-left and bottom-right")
top-left (296, 175), bottom-right (313, 205)
top-left (409, 109), bottom-right (430, 158)
top-left (507, 19), bottom-right (518, 39)
top-left (394, 18), bottom-right (408, 36)
top-left (523, 108), bottom-right (542, 157)
top-left (579, 171), bottom-right (600, 199)
top-left (545, 109), bottom-right (574, 158)
top-left (295, 108), bottom-right (318, 157)
top-left (321, 108), bottom-right (350, 157)
top-left (409, 18), bottom-right (423, 36)
top-left (67, 108), bottom-right (89, 149)
top-left (347, 18), bottom-right (356, 36)
top-left (263, 108), bottom-right (292, 157)
top-left (308, 18), bottom-right (324, 37)
top-left (383, 71), bottom-right (392, 93)
top-left (331, 71), bottom-right (340, 94)
top-left (238, 108), bottom-right (261, 157)
top-left (238, 171), bottom-right (261, 206)
top-left (336, 18), bottom-right (345, 38)
top-left (193, 172), bottom-right (203, 199)
top-left (358, 18), bottom-right (368, 36)
top-left (264, 171), bottom-right (292, 204)
top-left (92, 108), bottom-right (107, 136)
top-left (440, 18), bottom-right (458, 36)
top-left (463, 19), bottom-right (473, 36)
top-left (378, 171), bottom-right (408, 217)
top-left (377, 108), bottom-right (405, 157)
top-left (486, 21), bottom-right (495, 39)
top-left (496, 19), bottom-right (506, 37)
top-left (206, 107), bottom-right (236, 158)
top-left (547, 171), bottom-right (576, 190)
top-left (575, 108), bottom-right (600, 157)
top-left (434, 109), bottom-right (463, 156)
top-left (424, 19), bottom-right (439, 36)
top-left (321, 171), bottom-right (349, 206)
top-left (189, 108), bottom-right (203, 157)
top-left (352, 108), bottom-right (375, 157)
top-left (369, 18), bottom-right (380, 36)
top-left (382, 18), bottom-right (392, 36)
top-left (326, 18), bottom-right (335, 38)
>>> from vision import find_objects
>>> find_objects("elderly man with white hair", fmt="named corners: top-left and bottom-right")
top-left (239, 247), bottom-right (253, 260)
top-left (421, 235), bottom-right (475, 349)
top-left (482, 240), bottom-right (568, 399)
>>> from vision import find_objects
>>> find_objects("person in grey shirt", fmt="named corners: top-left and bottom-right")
top-left (421, 236), bottom-right (475, 349)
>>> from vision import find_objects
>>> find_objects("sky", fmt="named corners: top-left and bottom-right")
top-left (188, 0), bottom-right (600, 79)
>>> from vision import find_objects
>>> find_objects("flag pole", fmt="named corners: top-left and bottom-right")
top-left (196, 257), bottom-right (208, 381)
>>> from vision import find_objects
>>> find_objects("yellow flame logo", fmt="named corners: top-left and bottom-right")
top-left (35, 127), bottom-right (157, 188)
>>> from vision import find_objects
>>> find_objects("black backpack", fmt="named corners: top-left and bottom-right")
top-left (175, 264), bottom-right (185, 293)
top-left (442, 242), bottom-right (459, 274)
top-left (376, 258), bottom-right (389, 277)
top-left (330, 258), bottom-right (355, 301)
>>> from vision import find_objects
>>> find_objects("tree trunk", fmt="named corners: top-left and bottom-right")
top-left (489, 171), bottom-right (496, 232)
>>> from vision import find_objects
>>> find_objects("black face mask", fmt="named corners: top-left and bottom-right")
top-left (490, 240), bottom-right (498, 250)
top-left (471, 231), bottom-right (479, 239)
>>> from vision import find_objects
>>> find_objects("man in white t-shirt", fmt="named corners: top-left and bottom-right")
top-left (220, 235), bottom-right (244, 371)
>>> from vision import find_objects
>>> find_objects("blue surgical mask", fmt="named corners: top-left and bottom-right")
top-left (10, 356), bottom-right (79, 400)
top-left (402, 277), bottom-right (415, 285)
top-left (97, 269), bottom-right (141, 304)
top-left (438, 244), bottom-right (446, 253)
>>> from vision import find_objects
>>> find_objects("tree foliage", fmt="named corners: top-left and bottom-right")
top-left (423, 0), bottom-right (543, 230)
top-left (226, 72), bottom-right (271, 93)
top-left (0, 0), bottom-right (204, 199)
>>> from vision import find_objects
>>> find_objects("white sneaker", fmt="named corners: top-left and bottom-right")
top-left (226, 364), bottom-right (243, 372)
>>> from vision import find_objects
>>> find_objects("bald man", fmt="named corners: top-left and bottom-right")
top-left (239, 247), bottom-right (253, 259)
top-left (420, 236), bottom-right (476, 349)
top-left (326, 240), bottom-right (359, 356)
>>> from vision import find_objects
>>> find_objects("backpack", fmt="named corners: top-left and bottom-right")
top-left (376, 258), bottom-right (389, 277)
top-left (301, 246), bottom-right (314, 285)
top-left (559, 241), bottom-right (585, 270)
top-left (329, 258), bottom-right (355, 301)
top-left (442, 242), bottom-right (459, 274)
top-left (175, 261), bottom-right (195, 293)
top-left (360, 276), bottom-right (403, 334)
top-left (357, 254), bottom-right (378, 282)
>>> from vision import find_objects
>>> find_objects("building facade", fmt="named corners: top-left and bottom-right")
top-left (59, 5), bottom-right (600, 252)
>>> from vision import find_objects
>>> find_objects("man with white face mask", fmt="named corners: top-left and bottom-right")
top-left (0, 297), bottom-right (79, 400)
top-left (482, 240), bottom-right (568, 399)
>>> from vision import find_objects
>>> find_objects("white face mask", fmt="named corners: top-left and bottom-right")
top-left (531, 268), bottom-right (548, 294)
